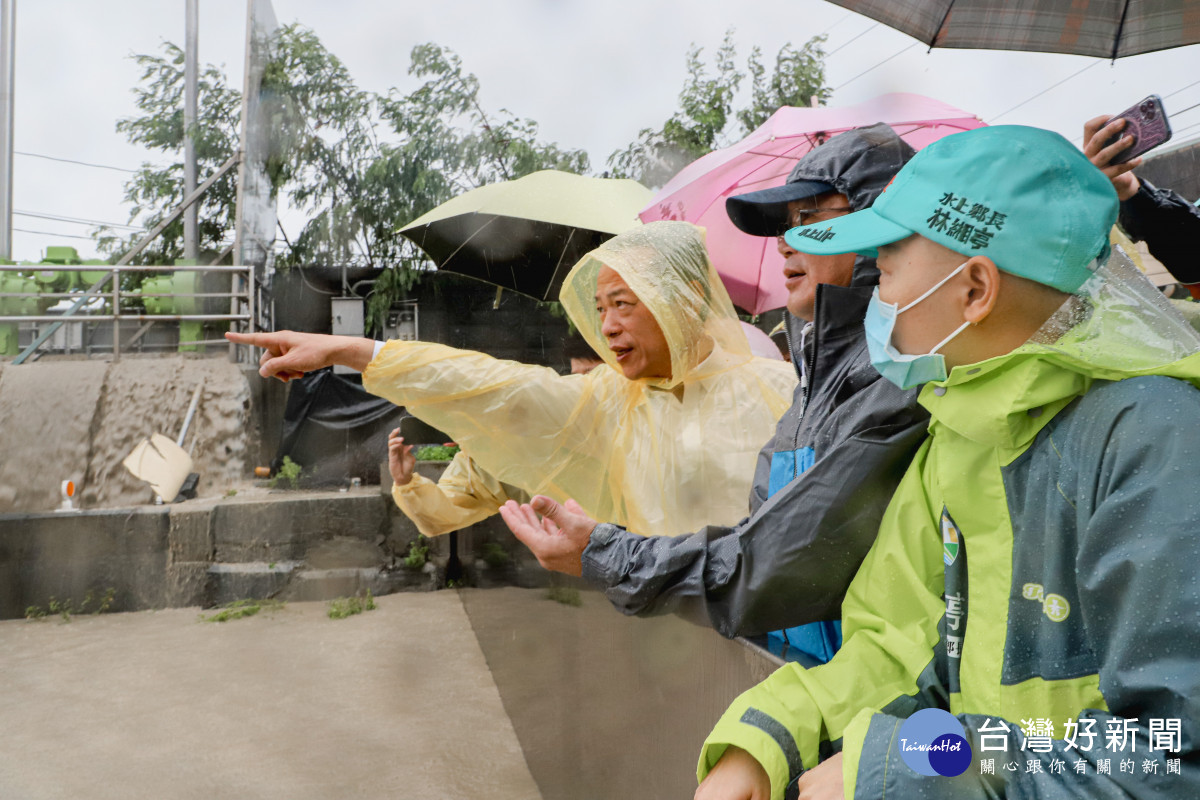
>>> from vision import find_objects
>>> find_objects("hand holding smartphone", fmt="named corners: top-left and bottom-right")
top-left (1101, 95), bottom-right (1173, 165)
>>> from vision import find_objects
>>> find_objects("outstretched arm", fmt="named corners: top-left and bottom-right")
top-left (225, 331), bottom-right (376, 380)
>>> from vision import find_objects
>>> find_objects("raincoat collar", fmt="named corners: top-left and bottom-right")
top-left (920, 341), bottom-right (1200, 457)
top-left (916, 253), bottom-right (1200, 455)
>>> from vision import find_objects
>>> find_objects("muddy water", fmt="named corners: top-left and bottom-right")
top-left (0, 593), bottom-right (542, 800)
top-left (0, 356), bottom-right (250, 512)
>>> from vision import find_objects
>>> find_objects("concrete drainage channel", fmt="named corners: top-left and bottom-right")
top-left (0, 485), bottom-right (782, 799)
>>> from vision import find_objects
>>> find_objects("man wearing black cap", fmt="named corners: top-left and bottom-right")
top-left (501, 124), bottom-right (930, 660)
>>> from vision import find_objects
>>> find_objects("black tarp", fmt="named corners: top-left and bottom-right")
top-left (274, 369), bottom-right (445, 487)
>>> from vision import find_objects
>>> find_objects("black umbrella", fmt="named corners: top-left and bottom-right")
top-left (825, 0), bottom-right (1200, 59)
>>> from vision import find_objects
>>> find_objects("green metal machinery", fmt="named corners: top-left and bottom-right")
top-left (0, 246), bottom-right (110, 356)
top-left (136, 259), bottom-right (232, 352)
top-left (1, 247), bottom-right (231, 356)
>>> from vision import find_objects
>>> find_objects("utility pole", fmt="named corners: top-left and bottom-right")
top-left (0, 0), bottom-right (15, 261)
top-left (183, 0), bottom-right (199, 261)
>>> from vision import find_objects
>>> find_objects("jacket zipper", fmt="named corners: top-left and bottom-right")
top-left (794, 310), bottom-right (819, 482)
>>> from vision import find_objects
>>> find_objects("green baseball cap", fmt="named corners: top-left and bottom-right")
top-left (783, 125), bottom-right (1119, 293)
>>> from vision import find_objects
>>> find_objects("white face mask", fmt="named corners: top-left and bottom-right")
top-left (864, 261), bottom-right (971, 390)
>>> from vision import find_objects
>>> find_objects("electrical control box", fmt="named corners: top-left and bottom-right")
top-left (331, 297), bottom-right (364, 374)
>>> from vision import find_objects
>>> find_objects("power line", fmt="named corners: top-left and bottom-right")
top-left (988, 61), bottom-right (1100, 123)
top-left (817, 11), bottom-right (856, 39)
top-left (834, 43), bottom-right (918, 91)
top-left (1164, 80), bottom-right (1200, 101)
top-left (14, 209), bottom-right (142, 231)
top-left (1171, 119), bottom-right (1200, 138)
top-left (14, 150), bottom-right (138, 173)
top-left (13, 227), bottom-right (101, 242)
top-left (1171, 100), bottom-right (1200, 118)
top-left (825, 22), bottom-right (880, 58)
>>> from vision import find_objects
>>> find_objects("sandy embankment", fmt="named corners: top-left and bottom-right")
top-left (0, 356), bottom-right (252, 513)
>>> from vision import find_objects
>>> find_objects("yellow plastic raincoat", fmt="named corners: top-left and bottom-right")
top-left (393, 452), bottom-right (529, 537)
top-left (366, 221), bottom-right (796, 537)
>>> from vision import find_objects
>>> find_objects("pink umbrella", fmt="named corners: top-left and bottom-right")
top-left (640, 93), bottom-right (986, 314)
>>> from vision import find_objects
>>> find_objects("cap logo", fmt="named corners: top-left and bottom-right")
top-left (792, 225), bottom-right (837, 243)
top-left (925, 192), bottom-right (1006, 250)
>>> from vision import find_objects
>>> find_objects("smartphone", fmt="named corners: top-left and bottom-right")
top-left (399, 414), bottom-right (449, 446)
top-left (1102, 95), bottom-right (1172, 164)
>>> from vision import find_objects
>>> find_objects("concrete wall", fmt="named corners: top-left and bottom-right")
top-left (0, 507), bottom-right (173, 618)
top-left (0, 491), bottom-right (424, 620)
top-left (1141, 139), bottom-right (1200, 203)
top-left (0, 458), bottom-right (544, 620)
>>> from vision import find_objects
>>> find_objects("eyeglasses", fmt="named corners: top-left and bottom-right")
top-left (786, 206), bottom-right (853, 229)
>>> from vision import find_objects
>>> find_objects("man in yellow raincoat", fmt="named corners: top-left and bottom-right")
top-left (227, 221), bottom-right (796, 537)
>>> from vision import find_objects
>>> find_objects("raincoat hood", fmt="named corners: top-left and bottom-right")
top-left (921, 248), bottom-right (1200, 454)
top-left (560, 220), bottom-right (750, 390)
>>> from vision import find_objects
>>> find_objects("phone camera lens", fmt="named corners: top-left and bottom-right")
top-left (1141, 101), bottom-right (1156, 118)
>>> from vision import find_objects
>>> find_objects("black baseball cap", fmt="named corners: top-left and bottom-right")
top-left (725, 122), bottom-right (916, 237)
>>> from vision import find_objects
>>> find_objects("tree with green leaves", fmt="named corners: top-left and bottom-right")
top-left (608, 31), bottom-right (831, 188)
top-left (95, 42), bottom-right (242, 265)
top-left (361, 41), bottom-right (589, 325)
top-left (100, 27), bottom-right (588, 331)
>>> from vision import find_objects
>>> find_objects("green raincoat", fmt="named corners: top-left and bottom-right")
top-left (699, 256), bottom-right (1200, 798)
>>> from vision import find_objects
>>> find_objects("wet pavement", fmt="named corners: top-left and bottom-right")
top-left (460, 584), bottom-right (781, 800)
top-left (0, 592), bottom-right (541, 800)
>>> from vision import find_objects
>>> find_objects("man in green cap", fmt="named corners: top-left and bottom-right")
top-left (695, 125), bottom-right (1200, 799)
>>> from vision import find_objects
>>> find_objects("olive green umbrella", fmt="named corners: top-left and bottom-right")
top-left (398, 170), bottom-right (652, 302)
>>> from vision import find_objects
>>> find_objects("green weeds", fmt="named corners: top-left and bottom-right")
top-left (199, 597), bottom-right (285, 623)
top-left (413, 444), bottom-right (460, 461)
top-left (25, 588), bottom-right (116, 623)
top-left (403, 536), bottom-right (429, 570)
top-left (327, 590), bottom-right (377, 619)
top-left (269, 456), bottom-right (303, 489)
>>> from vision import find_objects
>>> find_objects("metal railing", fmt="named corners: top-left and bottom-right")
top-left (0, 262), bottom-right (268, 360)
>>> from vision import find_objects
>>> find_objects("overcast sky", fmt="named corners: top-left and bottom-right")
top-left (11, 0), bottom-right (1200, 262)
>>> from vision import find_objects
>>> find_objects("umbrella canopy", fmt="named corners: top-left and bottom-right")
top-left (398, 170), bottom-right (652, 302)
top-left (824, 0), bottom-right (1200, 59)
top-left (640, 93), bottom-right (984, 314)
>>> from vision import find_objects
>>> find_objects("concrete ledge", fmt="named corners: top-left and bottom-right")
top-left (0, 506), bottom-right (170, 618)
top-left (210, 491), bottom-right (391, 562)
top-left (0, 489), bottom-right (432, 620)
